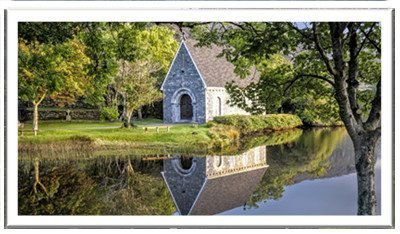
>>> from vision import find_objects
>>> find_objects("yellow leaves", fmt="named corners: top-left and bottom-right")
top-left (21, 68), bottom-right (34, 79)
top-left (19, 35), bottom-right (92, 106)
top-left (116, 59), bottom-right (162, 111)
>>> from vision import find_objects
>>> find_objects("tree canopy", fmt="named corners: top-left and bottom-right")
top-left (18, 36), bottom-right (91, 106)
top-left (191, 21), bottom-right (381, 214)
top-left (18, 22), bottom-right (178, 129)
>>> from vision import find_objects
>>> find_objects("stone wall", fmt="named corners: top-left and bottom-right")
top-left (205, 146), bottom-right (267, 178)
top-left (20, 109), bottom-right (99, 121)
top-left (162, 43), bottom-right (206, 124)
top-left (205, 87), bottom-right (249, 121)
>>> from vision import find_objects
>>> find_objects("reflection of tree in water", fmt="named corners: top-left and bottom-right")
top-left (19, 159), bottom-right (104, 215)
top-left (18, 156), bottom-right (175, 215)
top-left (87, 156), bottom-right (175, 215)
top-left (247, 127), bottom-right (347, 208)
top-left (212, 128), bottom-right (303, 156)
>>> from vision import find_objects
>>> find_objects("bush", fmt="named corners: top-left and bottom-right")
top-left (99, 106), bottom-right (119, 122)
top-left (212, 114), bottom-right (302, 134)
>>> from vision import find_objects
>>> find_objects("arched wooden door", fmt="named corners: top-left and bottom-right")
top-left (180, 94), bottom-right (193, 120)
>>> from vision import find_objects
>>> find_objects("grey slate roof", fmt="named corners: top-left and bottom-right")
top-left (188, 167), bottom-right (267, 215)
top-left (184, 39), bottom-right (259, 88)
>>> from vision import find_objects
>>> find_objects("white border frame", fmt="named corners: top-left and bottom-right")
top-left (3, 4), bottom-right (394, 228)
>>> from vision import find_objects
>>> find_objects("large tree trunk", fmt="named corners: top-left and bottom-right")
top-left (32, 93), bottom-right (46, 136)
top-left (326, 23), bottom-right (380, 215)
top-left (123, 109), bottom-right (133, 128)
top-left (119, 94), bottom-right (127, 122)
top-left (354, 133), bottom-right (379, 215)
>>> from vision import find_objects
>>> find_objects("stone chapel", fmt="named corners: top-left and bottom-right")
top-left (161, 39), bottom-right (258, 124)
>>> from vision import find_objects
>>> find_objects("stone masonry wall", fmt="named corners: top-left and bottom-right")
top-left (162, 156), bottom-right (207, 214)
top-left (205, 146), bottom-right (267, 178)
top-left (162, 43), bottom-right (206, 124)
top-left (205, 87), bottom-right (249, 122)
top-left (20, 109), bottom-right (99, 121)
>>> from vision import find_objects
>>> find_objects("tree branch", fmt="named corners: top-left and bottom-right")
top-left (33, 92), bottom-right (47, 106)
top-left (312, 23), bottom-right (336, 77)
top-left (287, 22), bottom-right (312, 41)
top-left (364, 79), bottom-right (381, 131)
top-left (329, 22), bottom-right (360, 138)
top-left (284, 74), bottom-right (334, 94)
top-left (347, 23), bottom-right (363, 124)
top-left (244, 22), bottom-right (260, 35)
top-left (355, 23), bottom-right (377, 59)
top-left (361, 27), bottom-right (381, 54)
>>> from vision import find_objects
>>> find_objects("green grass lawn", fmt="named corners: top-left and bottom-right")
top-left (19, 116), bottom-right (304, 158)
top-left (19, 119), bottom-right (211, 145)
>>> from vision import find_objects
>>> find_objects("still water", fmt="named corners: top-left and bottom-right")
top-left (18, 127), bottom-right (381, 215)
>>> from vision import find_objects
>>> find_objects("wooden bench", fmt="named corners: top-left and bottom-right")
top-left (18, 129), bottom-right (39, 136)
top-left (142, 155), bottom-right (173, 161)
top-left (142, 125), bottom-right (172, 133)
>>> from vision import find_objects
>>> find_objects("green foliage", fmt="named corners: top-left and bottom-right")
top-left (225, 53), bottom-right (294, 114)
top-left (18, 157), bottom-right (176, 215)
top-left (192, 22), bottom-right (291, 78)
top-left (79, 23), bottom-right (118, 107)
top-left (106, 171), bottom-right (175, 215)
top-left (18, 163), bottom-right (104, 215)
top-left (116, 60), bottom-right (164, 127)
top-left (18, 36), bottom-right (91, 106)
top-left (212, 114), bottom-right (303, 134)
top-left (224, 53), bottom-right (341, 126)
top-left (99, 106), bottom-right (119, 122)
top-left (18, 22), bottom-right (80, 44)
top-left (191, 22), bottom-right (380, 127)
top-left (134, 26), bottom-right (179, 83)
top-left (18, 22), bottom-right (178, 113)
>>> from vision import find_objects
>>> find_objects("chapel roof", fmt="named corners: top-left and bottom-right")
top-left (187, 167), bottom-right (267, 215)
top-left (183, 39), bottom-right (259, 88)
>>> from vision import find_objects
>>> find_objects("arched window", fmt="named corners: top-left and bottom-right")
top-left (217, 97), bottom-right (222, 116)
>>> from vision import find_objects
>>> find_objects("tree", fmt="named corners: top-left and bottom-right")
top-left (225, 53), bottom-right (341, 126)
top-left (109, 23), bottom-right (178, 121)
top-left (18, 22), bottom-right (79, 44)
top-left (247, 128), bottom-right (347, 208)
top-left (115, 60), bottom-right (163, 128)
top-left (79, 23), bottom-right (118, 107)
top-left (18, 37), bottom-right (91, 135)
top-left (18, 161), bottom-right (104, 215)
top-left (191, 22), bottom-right (381, 215)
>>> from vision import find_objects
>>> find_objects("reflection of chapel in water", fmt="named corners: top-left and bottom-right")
top-left (161, 146), bottom-right (268, 215)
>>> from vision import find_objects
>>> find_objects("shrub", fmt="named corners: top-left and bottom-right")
top-left (100, 106), bottom-right (119, 122)
top-left (212, 114), bottom-right (302, 134)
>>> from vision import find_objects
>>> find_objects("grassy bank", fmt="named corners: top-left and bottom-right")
top-left (212, 114), bottom-right (303, 134)
top-left (19, 115), bottom-right (303, 158)
top-left (19, 119), bottom-right (211, 153)
top-left (206, 114), bottom-right (302, 151)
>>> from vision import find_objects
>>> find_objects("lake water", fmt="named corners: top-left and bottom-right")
top-left (18, 127), bottom-right (381, 215)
